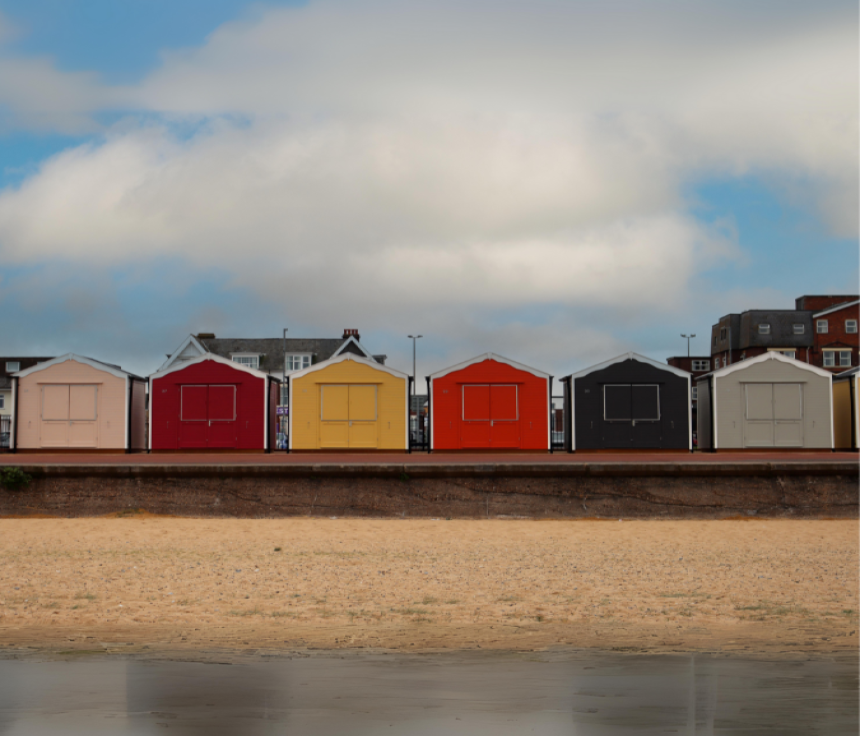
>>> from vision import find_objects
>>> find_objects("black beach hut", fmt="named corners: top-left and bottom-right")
top-left (561, 352), bottom-right (691, 452)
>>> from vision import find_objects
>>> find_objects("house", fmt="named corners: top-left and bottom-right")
top-left (149, 354), bottom-right (279, 452)
top-left (11, 354), bottom-right (146, 452)
top-left (709, 295), bottom-right (858, 371)
top-left (427, 354), bottom-right (551, 451)
top-left (666, 355), bottom-right (712, 439)
top-left (563, 353), bottom-right (691, 452)
top-left (696, 352), bottom-right (832, 450)
top-left (0, 356), bottom-right (52, 448)
top-left (288, 354), bottom-right (409, 451)
top-left (832, 366), bottom-right (858, 451)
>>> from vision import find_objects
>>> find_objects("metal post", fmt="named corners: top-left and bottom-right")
top-left (408, 335), bottom-right (422, 448)
top-left (681, 333), bottom-right (696, 358)
top-left (282, 328), bottom-right (288, 450)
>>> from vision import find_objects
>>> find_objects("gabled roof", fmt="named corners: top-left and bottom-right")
top-left (428, 353), bottom-right (551, 380)
top-left (812, 299), bottom-right (860, 319)
top-left (149, 351), bottom-right (277, 381)
top-left (834, 365), bottom-right (859, 380)
top-left (331, 335), bottom-right (376, 361)
top-left (565, 352), bottom-right (691, 381)
top-left (695, 350), bottom-right (833, 381)
top-left (158, 334), bottom-right (208, 372)
top-left (13, 353), bottom-right (143, 381)
top-left (289, 352), bottom-right (408, 381)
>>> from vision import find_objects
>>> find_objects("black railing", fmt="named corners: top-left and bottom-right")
top-left (0, 415), bottom-right (10, 449)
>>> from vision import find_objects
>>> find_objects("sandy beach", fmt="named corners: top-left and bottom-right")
top-left (0, 518), bottom-right (856, 655)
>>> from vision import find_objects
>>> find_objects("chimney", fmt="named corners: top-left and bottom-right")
top-left (196, 333), bottom-right (216, 340)
top-left (343, 328), bottom-right (360, 340)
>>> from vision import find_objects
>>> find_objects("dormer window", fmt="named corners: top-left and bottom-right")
top-left (232, 355), bottom-right (260, 370)
top-left (286, 355), bottom-right (311, 372)
top-left (5, 361), bottom-right (20, 372)
top-left (691, 359), bottom-right (709, 372)
top-left (758, 324), bottom-right (771, 334)
top-left (792, 324), bottom-right (805, 335)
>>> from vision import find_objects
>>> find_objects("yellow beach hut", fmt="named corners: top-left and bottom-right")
top-left (833, 366), bottom-right (858, 451)
top-left (288, 354), bottom-right (409, 451)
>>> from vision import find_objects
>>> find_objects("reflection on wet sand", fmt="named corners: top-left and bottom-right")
top-left (0, 652), bottom-right (856, 735)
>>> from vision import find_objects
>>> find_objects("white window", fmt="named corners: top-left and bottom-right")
top-left (692, 359), bottom-right (710, 372)
top-left (770, 349), bottom-right (795, 359)
top-left (792, 324), bottom-right (805, 335)
top-left (286, 354), bottom-right (311, 372)
top-left (846, 320), bottom-right (858, 334)
top-left (758, 324), bottom-right (770, 334)
top-left (817, 319), bottom-right (828, 334)
top-left (691, 386), bottom-right (698, 400)
top-left (5, 361), bottom-right (19, 372)
top-left (0, 394), bottom-right (4, 409)
top-left (823, 350), bottom-right (836, 367)
top-left (840, 351), bottom-right (852, 367)
top-left (280, 385), bottom-right (289, 405)
top-left (232, 355), bottom-right (260, 370)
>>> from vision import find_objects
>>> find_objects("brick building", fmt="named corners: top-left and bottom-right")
top-left (666, 355), bottom-right (712, 443)
top-left (709, 295), bottom-right (858, 372)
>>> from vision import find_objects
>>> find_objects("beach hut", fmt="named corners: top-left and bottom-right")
top-left (288, 353), bottom-right (408, 451)
top-left (561, 353), bottom-right (691, 452)
top-left (149, 353), bottom-right (279, 451)
top-left (427, 354), bottom-right (550, 451)
top-left (696, 352), bottom-right (833, 451)
top-left (832, 366), bottom-right (858, 451)
top-left (11, 354), bottom-right (146, 452)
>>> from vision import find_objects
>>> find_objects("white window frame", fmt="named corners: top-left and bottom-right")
top-left (231, 354), bottom-right (260, 370)
top-left (603, 384), bottom-right (661, 423)
top-left (823, 350), bottom-right (836, 367)
top-left (691, 386), bottom-right (698, 400)
top-left (5, 361), bottom-right (19, 372)
top-left (816, 319), bottom-right (828, 334)
top-left (846, 320), bottom-right (858, 334)
top-left (792, 324), bottom-right (805, 335)
top-left (0, 393), bottom-right (5, 409)
top-left (691, 359), bottom-right (709, 372)
top-left (285, 354), bottom-right (312, 372)
top-left (839, 351), bottom-right (852, 367)
top-left (758, 323), bottom-right (771, 335)
top-left (768, 348), bottom-right (795, 359)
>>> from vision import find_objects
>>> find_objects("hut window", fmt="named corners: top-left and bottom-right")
top-left (758, 323), bottom-right (771, 334)
top-left (792, 324), bottom-right (805, 334)
top-left (816, 319), bottom-right (828, 334)
top-left (5, 361), bottom-right (19, 372)
top-left (603, 385), bottom-right (660, 422)
top-left (692, 359), bottom-right (709, 371)
top-left (232, 355), bottom-right (260, 370)
top-left (846, 320), bottom-right (858, 334)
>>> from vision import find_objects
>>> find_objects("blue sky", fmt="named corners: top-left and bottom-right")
top-left (0, 0), bottom-right (856, 377)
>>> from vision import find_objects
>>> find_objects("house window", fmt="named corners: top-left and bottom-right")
top-left (758, 324), bottom-right (770, 334)
top-left (692, 359), bottom-right (710, 372)
top-left (691, 386), bottom-right (698, 400)
top-left (719, 327), bottom-right (726, 340)
top-left (0, 394), bottom-right (4, 409)
top-left (840, 351), bottom-right (852, 367)
top-left (846, 320), bottom-right (858, 334)
top-left (823, 350), bottom-right (836, 367)
top-left (232, 355), bottom-right (260, 370)
top-left (740, 352), bottom-right (746, 361)
top-left (778, 350), bottom-right (795, 359)
top-left (817, 319), bottom-right (828, 334)
top-left (286, 355), bottom-right (311, 372)
top-left (713, 334), bottom-right (717, 346)
top-left (280, 385), bottom-right (289, 405)
top-left (792, 324), bottom-right (805, 335)
top-left (5, 361), bottom-right (19, 372)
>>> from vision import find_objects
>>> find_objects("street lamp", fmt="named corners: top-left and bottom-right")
top-left (281, 328), bottom-right (288, 450)
top-left (681, 333), bottom-right (696, 358)
top-left (408, 335), bottom-right (422, 444)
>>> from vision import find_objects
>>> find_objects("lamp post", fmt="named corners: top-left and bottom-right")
top-left (681, 333), bottom-right (695, 358)
top-left (408, 335), bottom-right (422, 444)
top-left (281, 328), bottom-right (288, 450)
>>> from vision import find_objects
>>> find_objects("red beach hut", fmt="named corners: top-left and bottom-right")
top-left (149, 354), bottom-right (280, 452)
top-left (428, 353), bottom-right (551, 451)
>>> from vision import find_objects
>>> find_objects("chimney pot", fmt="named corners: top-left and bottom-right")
top-left (343, 328), bottom-right (360, 340)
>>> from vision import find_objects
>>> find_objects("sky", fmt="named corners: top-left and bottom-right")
top-left (0, 0), bottom-right (856, 379)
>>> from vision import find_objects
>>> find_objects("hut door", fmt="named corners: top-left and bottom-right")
top-left (179, 385), bottom-right (238, 448)
top-left (40, 384), bottom-right (98, 448)
top-left (348, 385), bottom-right (378, 448)
top-left (744, 383), bottom-right (803, 447)
top-left (489, 385), bottom-right (519, 448)
top-left (461, 385), bottom-right (490, 447)
top-left (319, 385), bottom-right (378, 448)
top-left (603, 384), bottom-right (662, 447)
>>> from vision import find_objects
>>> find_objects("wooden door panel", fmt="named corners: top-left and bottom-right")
top-left (461, 421), bottom-right (490, 448)
top-left (349, 421), bottom-right (378, 448)
top-left (42, 385), bottom-right (69, 421)
top-left (68, 421), bottom-right (97, 448)
top-left (40, 420), bottom-right (69, 447)
top-left (349, 385), bottom-right (377, 421)
top-left (181, 386), bottom-right (208, 421)
top-left (462, 385), bottom-right (490, 421)
top-left (490, 386), bottom-right (518, 421)
top-left (490, 420), bottom-right (519, 448)
top-left (69, 385), bottom-right (97, 420)
top-left (745, 384), bottom-right (774, 420)
top-left (320, 421), bottom-right (349, 448)
top-left (207, 386), bottom-right (236, 421)
top-left (179, 421), bottom-right (208, 448)
top-left (321, 385), bottom-right (349, 421)
top-left (744, 420), bottom-right (774, 447)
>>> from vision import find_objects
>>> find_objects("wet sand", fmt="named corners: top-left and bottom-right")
top-left (0, 518), bottom-right (856, 655)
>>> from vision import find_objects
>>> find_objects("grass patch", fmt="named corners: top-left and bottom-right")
top-left (420, 596), bottom-right (438, 605)
top-left (391, 607), bottom-right (429, 616)
top-left (74, 592), bottom-right (97, 601)
top-left (229, 607), bottom-right (264, 617)
top-left (659, 591), bottom-right (711, 599)
top-left (271, 611), bottom-right (297, 618)
top-left (497, 595), bottom-right (522, 603)
top-left (444, 599), bottom-right (461, 605)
